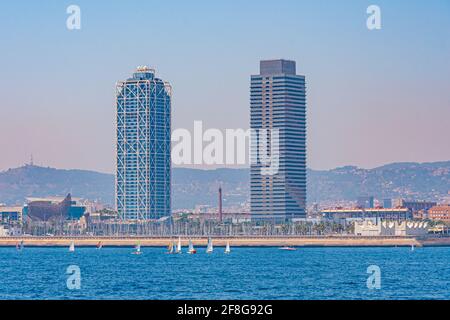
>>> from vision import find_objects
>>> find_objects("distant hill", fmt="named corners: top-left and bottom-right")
top-left (0, 165), bottom-right (249, 209)
top-left (0, 165), bottom-right (114, 206)
top-left (307, 161), bottom-right (450, 204)
top-left (0, 161), bottom-right (449, 208)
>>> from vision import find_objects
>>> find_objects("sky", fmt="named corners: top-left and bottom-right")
top-left (0, 0), bottom-right (449, 173)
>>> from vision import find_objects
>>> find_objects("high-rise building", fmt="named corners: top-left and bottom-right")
top-left (357, 196), bottom-right (374, 209)
top-left (250, 59), bottom-right (307, 220)
top-left (383, 198), bottom-right (392, 209)
top-left (115, 66), bottom-right (171, 220)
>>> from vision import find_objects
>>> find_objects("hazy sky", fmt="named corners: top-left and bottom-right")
top-left (0, 0), bottom-right (449, 173)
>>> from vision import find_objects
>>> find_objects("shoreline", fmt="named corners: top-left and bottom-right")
top-left (1, 236), bottom-right (450, 247)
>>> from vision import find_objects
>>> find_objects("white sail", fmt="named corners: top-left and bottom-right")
top-left (69, 241), bottom-right (75, 252)
top-left (188, 239), bottom-right (195, 254)
top-left (176, 237), bottom-right (182, 253)
top-left (225, 241), bottom-right (231, 254)
top-left (206, 237), bottom-right (213, 253)
top-left (131, 243), bottom-right (142, 255)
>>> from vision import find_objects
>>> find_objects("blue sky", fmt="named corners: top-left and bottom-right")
top-left (0, 0), bottom-right (449, 172)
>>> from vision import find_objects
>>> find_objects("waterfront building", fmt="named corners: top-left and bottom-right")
top-left (0, 206), bottom-right (23, 223)
top-left (115, 66), bottom-right (171, 220)
top-left (250, 59), bottom-right (307, 220)
top-left (395, 199), bottom-right (437, 212)
top-left (0, 225), bottom-right (22, 236)
top-left (428, 205), bottom-right (450, 222)
top-left (354, 220), bottom-right (429, 236)
top-left (322, 207), bottom-right (412, 220)
top-left (412, 209), bottom-right (428, 220)
top-left (23, 195), bottom-right (86, 221)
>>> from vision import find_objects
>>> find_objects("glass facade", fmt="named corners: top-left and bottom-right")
top-left (116, 66), bottom-right (171, 220)
top-left (250, 60), bottom-right (307, 219)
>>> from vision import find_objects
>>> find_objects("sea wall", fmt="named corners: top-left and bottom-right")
top-left (1, 236), bottom-right (449, 247)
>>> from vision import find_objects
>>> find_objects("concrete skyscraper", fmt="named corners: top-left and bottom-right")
top-left (115, 66), bottom-right (171, 220)
top-left (250, 59), bottom-right (307, 219)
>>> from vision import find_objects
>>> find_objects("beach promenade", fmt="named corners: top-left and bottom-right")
top-left (1, 236), bottom-right (450, 247)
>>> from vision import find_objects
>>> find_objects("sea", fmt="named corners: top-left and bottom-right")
top-left (1, 246), bottom-right (449, 300)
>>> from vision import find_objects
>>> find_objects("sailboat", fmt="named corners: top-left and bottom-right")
top-left (188, 239), bottom-right (197, 254)
top-left (279, 245), bottom-right (297, 251)
top-left (166, 241), bottom-right (175, 254)
top-left (132, 243), bottom-right (142, 255)
top-left (206, 237), bottom-right (213, 254)
top-left (175, 237), bottom-right (182, 254)
top-left (16, 241), bottom-right (23, 251)
top-left (69, 241), bottom-right (75, 252)
top-left (96, 241), bottom-right (103, 249)
top-left (225, 241), bottom-right (231, 254)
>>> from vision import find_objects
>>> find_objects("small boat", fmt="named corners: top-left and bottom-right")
top-left (69, 241), bottom-right (75, 252)
top-left (279, 246), bottom-right (297, 251)
top-left (16, 241), bottom-right (23, 251)
top-left (188, 239), bottom-right (197, 254)
top-left (132, 243), bottom-right (142, 255)
top-left (96, 241), bottom-right (103, 249)
top-left (411, 244), bottom-right (415, 252)
top-left (225, 241), bottom-right (231, 254)
top-left (175, 237), bottom-right (182, 254)
top-left (206, 237), bottom-right (213, 254)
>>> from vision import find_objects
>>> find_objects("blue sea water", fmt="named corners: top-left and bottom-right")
top-left (0, 246), bottom-right (449, 300)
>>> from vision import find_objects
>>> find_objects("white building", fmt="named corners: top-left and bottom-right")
top-left (0, 225), bottom-right (22, 236)
top-left (354, 220), bottom-right (429, 236)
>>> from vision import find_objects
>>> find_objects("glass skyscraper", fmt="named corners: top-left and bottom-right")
top-left (250, 59), bottom-right (307, 219)
top-left (115, 66), bottom-right (171, 220)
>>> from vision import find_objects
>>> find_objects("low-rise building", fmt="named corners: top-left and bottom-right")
top-left (354, 220), bottom-right (429, 236)
top-left (395, 199), bottom-right (437, 212)
top-left (88, 209), bottom-right (118, 222)
top-left (0, 225), bottom-right (22, 236)
top-left (413, 209), bottom-right (428, 220)
top-left (0, 206), bottom-right (23, 223)
top-left (0, 225), bottom-right (7, 236)
top-left (395, 221), bottom-right (429, 236)
top-left (322, 208), bottom-right (411, 220)
top-left (428, 205), bottom-right (450, 222)
top-left (23, 195), bottom-right (86, 221)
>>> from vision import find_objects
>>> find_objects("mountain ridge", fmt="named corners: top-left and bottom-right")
top-left (0, 161), bottom-right (449, 208)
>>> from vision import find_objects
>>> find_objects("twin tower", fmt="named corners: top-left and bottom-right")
top-left (115, 60), bottom-right (306, 221)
